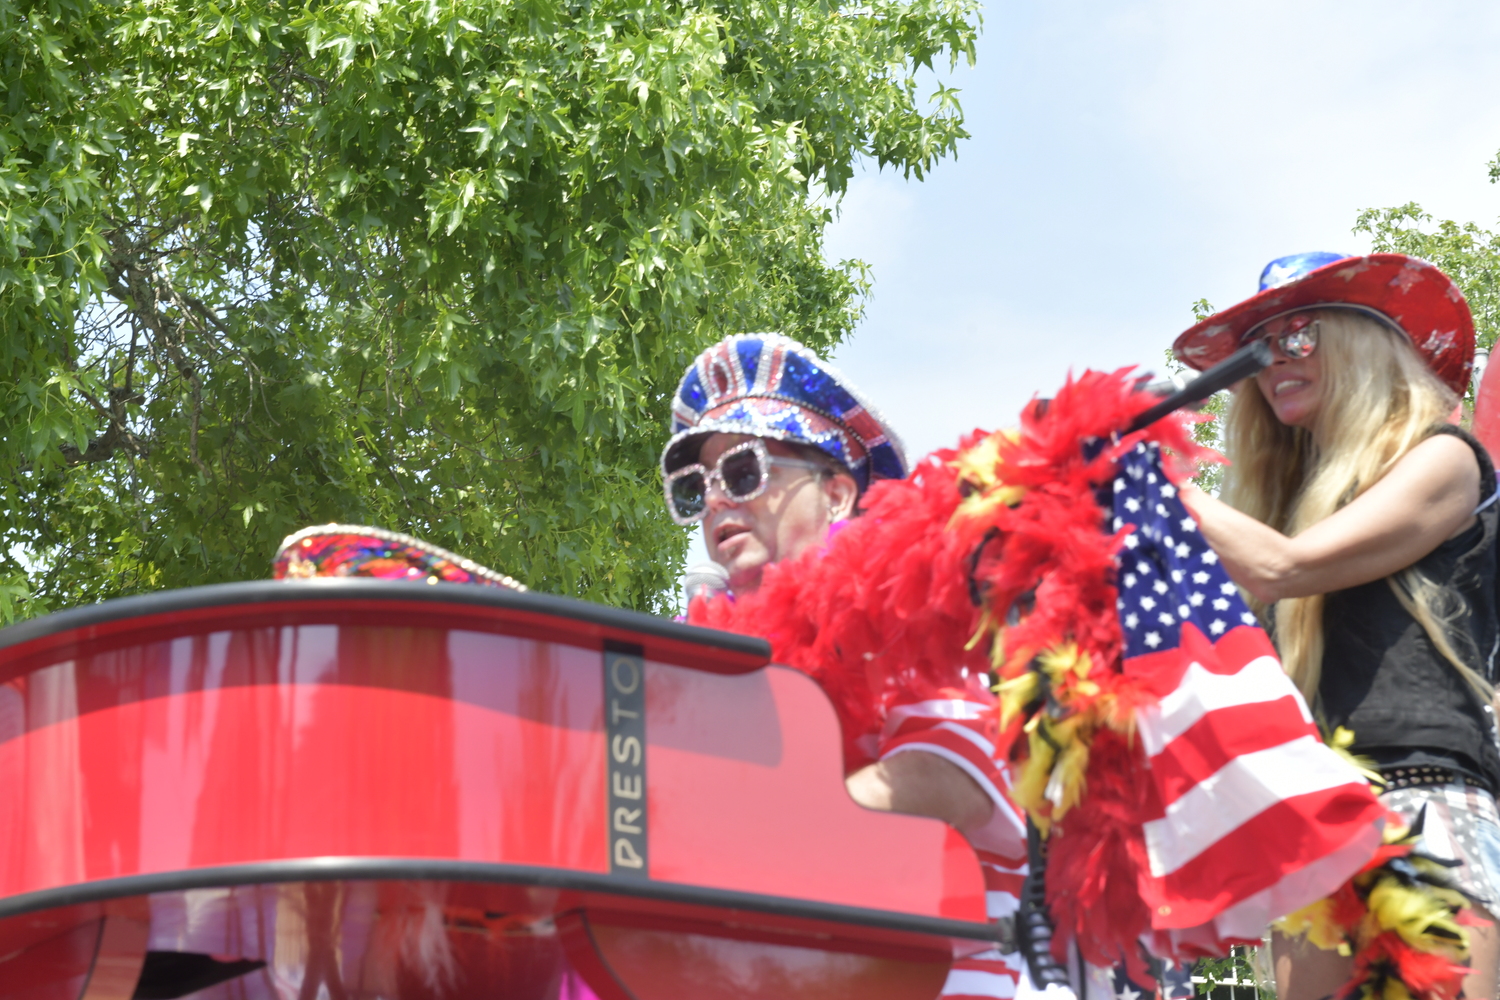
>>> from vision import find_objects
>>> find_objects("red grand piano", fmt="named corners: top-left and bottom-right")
top-left (0, 579), bottom-right (996, 999)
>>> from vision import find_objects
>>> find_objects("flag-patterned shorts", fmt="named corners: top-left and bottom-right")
top-left (1379, 776), bottom-right (1500, 908)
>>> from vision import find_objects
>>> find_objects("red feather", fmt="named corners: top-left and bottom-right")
top-left (692, 368), bottom-right (1223, 965)
top-left (691, 434), bottom-right (992, 770)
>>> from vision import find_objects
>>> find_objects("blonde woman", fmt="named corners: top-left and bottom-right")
top-left (1172, 252), bottom-right (1500, 1000)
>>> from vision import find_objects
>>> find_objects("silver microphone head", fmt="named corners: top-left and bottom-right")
top-left (682, 562), bottom-right (730, 608)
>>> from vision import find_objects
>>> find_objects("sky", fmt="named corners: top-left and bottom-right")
top-left (686, 0), bottom-right (1500, 573)
top-left (823, 0), bottom-right (1500, 460)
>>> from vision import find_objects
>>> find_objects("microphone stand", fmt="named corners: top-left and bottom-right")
top-left (1125, 340), bottom-right (1272, 434)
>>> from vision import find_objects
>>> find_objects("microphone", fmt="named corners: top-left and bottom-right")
top-left (682, 562), bottom-right (730, 610)
top-left (1126, 340), bottom-right (1273, 433)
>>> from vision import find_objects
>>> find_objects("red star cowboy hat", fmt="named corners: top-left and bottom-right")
top-left (1172, 252), bottom-right (1475, 395)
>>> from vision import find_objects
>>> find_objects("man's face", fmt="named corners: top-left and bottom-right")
top-left (699, 433), bottom-right (842, 593)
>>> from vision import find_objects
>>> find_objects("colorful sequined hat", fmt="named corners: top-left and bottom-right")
top-left (661, 333), bottom-right (908, 492)
top-left (273, 524), bottom-right (525, 590)
top-left (1172, 252), bottom-right (1475, 394)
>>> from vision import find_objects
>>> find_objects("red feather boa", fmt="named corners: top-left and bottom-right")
top-left (691, 424), bottom-right (993, 771)
top-left (692, 367), bottom-right (1477, 994)
top-left (691, 368), bottom-right (1214, 966)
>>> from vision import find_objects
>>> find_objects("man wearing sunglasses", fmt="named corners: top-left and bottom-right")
top-left (662, 333), bottom-right (1031, 1000)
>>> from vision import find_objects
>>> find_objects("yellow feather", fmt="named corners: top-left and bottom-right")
top-left (951, 432), bottom-right (1004, 489)
top-left (1036, 644), bottom-right (1092, 692)
top-left (998, 673), bottom-right (1041, 730)
top-left (1381, 979), bottom-right (1413, 1000)
top-left (990, 628), bottom-right (1007, 670)
top-left (1047, 730), bottom-right (1091, 819)
top-left (1011, 729), bottom-right (1056, 828)
top-left (1276, 898), bottom-right (1346, 953)
top-left (1328, 726), bottom-right (1386, 791)
top-left (964, 609), bottom-right (994, 653)
top-left (949, 430), bottom-right (1028, 527)
top-left (1366, 880), bottom-right (1455, 945)
top-left (1366, 879), bottom-right (1468, 957)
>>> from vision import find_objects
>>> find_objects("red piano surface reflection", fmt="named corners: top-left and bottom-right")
top-left (0, 580), bottom-right (995, 1000)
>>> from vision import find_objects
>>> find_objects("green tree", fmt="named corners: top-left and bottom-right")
top-left (0, 0), bottom-right (979, 620)
top-left (1165, 297), bottom-right (1229, 493)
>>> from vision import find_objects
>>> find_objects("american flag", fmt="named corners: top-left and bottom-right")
top-left (1112, 442), bottom-right (1385, 955)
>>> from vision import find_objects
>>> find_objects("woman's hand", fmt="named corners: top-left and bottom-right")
top-left (1179, 433), bottom-right (1481, 603)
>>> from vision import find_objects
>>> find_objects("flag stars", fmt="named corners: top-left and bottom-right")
top-left (1114, 443), bottom-right (1255, 657)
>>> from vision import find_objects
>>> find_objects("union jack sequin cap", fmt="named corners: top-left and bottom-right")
top-left (661, 333), bottom-right (907, 492)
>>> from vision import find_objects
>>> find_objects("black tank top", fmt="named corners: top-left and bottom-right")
top-left (1318, 425), bottom-right (1500, 792)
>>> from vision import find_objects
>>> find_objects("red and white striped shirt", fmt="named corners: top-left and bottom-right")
top-left (875, 687), bottom-right (1031, 1000)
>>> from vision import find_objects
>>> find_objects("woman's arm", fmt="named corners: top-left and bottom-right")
top-left (1180, 433), bottom-right (1481, 604)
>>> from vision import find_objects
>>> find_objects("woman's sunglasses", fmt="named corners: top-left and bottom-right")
top-left (1245, 313), bottom-right (1320, 360)
top-left (662, 439), bottom-right (828, 525)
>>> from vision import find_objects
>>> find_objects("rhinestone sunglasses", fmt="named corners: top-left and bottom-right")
top-left (1244, 312), bottom-right (1320, 360)
top-left (662, 439), bottom-right (828, 525)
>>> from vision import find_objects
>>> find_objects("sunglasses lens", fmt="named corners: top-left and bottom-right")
top-left (721, 450), bottom-right (765, 500)
top-left (1281, 325), bottom-right (1318, 359)
top-left (669, 472), bottom-right (707, 520)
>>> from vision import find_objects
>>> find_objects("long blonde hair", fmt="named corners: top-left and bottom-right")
top-left (1220, 309), bottom-right (1492, 703)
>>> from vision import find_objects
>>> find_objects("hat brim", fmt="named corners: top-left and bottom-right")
top-left (660, 398), bottom-right (874, 483)
top-left (1172, 254), bottom-right (1475, 394)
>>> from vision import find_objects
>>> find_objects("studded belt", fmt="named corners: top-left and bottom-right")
top-left (1379, 765), bottom-right (1457, 791)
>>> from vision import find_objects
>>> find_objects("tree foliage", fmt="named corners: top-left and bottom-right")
top-left (1164, 297), bottom-right (1228, 494)
top-left (0, 0), bottom-right (979, 620)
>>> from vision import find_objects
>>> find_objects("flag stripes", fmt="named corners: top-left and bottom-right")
top-left (1114, 443), bottom-right (1384, 944)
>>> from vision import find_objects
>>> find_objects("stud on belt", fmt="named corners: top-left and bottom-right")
top-left (1379, 765), bottom-right (1458, 791)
